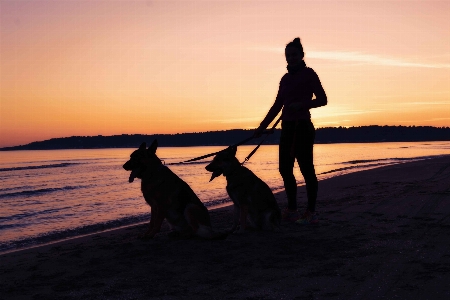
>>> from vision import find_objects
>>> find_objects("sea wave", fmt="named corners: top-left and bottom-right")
top-left (0, 186), bottom-right (34, 193)
top-left (0, 163), bottom-right (79, 172)
top-left (344, 157), bottom-right (418, 165)
top-left (0, 213), bottom-right (151, 253)
top-left (0, 206), bottom-right (73, 222)
top-left (319, 162), bottom-right (393, 175)
top-left (164, 160), bottom-right (209, 166)
top-left (0, 185), bottom-right (93, 199)
top-left (321, 156), bottom-right (433, 175)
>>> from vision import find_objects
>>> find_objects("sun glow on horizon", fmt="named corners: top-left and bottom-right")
top-left (1, 0), bottom-right (449, 147)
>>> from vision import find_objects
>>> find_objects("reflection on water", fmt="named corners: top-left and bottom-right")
top-left (0, 141), bottom-right (449, 252)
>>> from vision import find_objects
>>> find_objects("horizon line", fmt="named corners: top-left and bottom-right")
top-left (2, 124), bottom-right (450, 149)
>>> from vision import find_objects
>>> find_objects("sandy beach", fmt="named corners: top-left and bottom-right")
top-left (1, 155), bottom-right (450, 300)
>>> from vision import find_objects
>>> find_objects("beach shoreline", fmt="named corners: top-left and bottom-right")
top-left (1, 155), bottom-right (450, 299)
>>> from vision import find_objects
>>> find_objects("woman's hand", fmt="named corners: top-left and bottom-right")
top-left (253, 127), bottom-right (265, 138)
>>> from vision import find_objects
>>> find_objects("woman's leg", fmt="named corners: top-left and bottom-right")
top-left (295, 121), bottom-right (318, 212)
top-left (279, 121), bottom-right (297, 210)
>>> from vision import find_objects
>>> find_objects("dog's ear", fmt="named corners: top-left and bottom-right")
top-left (139, 142), bottom-right (146, 150)
top-left (228, 146), bottom-right (237, 157)
top-left (148, 139), bottom-right (158, 154)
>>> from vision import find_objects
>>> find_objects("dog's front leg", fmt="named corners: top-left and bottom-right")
top-left (229, 205), bottom-right (240, 233)
top-left (140, 209), bottom-right (155, 238)
top-left (148, 207), bottom-right (156, 231)
top-left (237, 205), bottom-right (249, 233)
top-left (141, 207), bottom-right (165, 239)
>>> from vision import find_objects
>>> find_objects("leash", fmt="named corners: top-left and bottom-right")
top-left (165, 116), bottom-right (282, 165)
top-left (241, 116), bottom-right (282, 166)
top-left (164, 132), bottom-right (266, 165)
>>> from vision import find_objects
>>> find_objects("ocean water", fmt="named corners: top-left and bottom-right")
top-left (1, 141), bottom-right (449, 253)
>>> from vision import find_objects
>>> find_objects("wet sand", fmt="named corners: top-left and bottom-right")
top-left (1, 155), bottom-right (450, 300)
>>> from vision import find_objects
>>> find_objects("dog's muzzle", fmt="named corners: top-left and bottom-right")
top-left (205, 163), bottom-right (223, 182)
top-left (208, 169), bottom-right (223, 182)
top-left (128, 169), bottom-right (138, 183)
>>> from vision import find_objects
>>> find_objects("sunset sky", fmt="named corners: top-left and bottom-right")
top-left (1, 0), bottom-right (449, 147)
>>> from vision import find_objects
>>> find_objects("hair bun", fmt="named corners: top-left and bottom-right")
top-left (285, 37), bottom-right (305, 58)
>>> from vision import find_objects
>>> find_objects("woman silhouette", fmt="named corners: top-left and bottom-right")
top-left (254, 37), bottom-right (327, 224)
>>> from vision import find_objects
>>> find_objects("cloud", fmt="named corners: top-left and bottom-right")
top-left (308, 51), bottom-right (450, 69)
top-left (314, 121), bottom-right (341, 126)
top-left (200, 117), bottom-right (262, 124)
top-left (315, 108), bottom-right (382, 119)
top-left (424, 117), bottom-right (450, 122)
top-left (372, 92), bottom-right (450, 99)
top-left (253, 47), bottom-right (450, 69)
top-left (402, 101), bottom-right (450, 105)
top-left (381, 101), bottom-right (450, 106)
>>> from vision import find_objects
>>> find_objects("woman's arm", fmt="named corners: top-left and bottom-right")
top-left (308, 70), bottom-right (327, 109)
top-left (254, 83), bottom-right (284, 137)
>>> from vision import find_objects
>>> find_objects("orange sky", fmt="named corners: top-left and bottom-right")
top-left (1, 0), bottom-right (449, 147)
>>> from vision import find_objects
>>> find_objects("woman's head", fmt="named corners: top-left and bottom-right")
top-left (285, 37), bottom-right (304, 67)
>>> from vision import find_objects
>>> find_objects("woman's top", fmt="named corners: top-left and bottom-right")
top-left (258, 65), bottom-right (327, 130)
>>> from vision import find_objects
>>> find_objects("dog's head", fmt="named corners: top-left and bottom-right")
top-left (123, 140), bottom-right (161, 183)
top-left (205, 146), bottom-right (239, 182)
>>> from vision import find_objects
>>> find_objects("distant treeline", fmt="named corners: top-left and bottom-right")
top-left (1, 126), bottom-right (450, 151)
